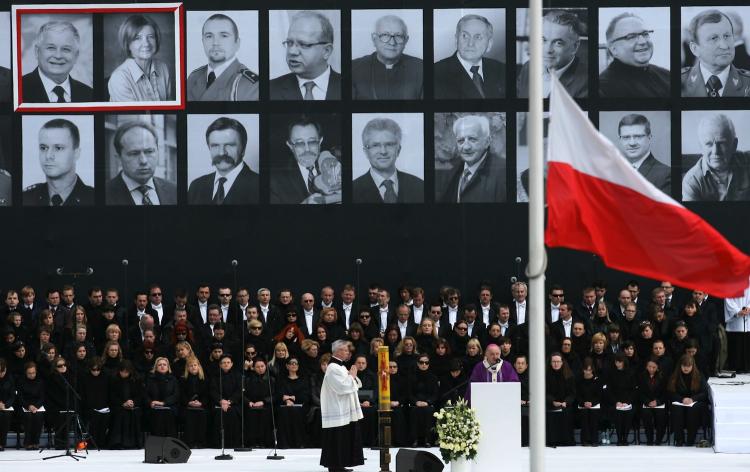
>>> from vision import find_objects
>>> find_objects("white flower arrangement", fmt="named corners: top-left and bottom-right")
top-left (433, 398), bottom-right (481, 463)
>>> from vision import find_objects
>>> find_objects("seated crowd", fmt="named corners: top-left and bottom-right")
top-left (0, 279), bottom-right (730, 450)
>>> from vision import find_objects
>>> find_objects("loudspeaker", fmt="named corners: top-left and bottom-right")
top-left (144, 436), bottom-right (192, 464)
top-left (396, 449), bottom-right (444, 472)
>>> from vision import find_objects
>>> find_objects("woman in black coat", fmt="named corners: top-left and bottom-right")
top-left (667, 354), bottom-right (709, 446)
top-left (179, 356), bottom-right (209, 448)
top-left (606, 353), bottom-right (636, 445)
top-left (576, 358), bottom-right (603, 446)
top-left (307, 354), bottom-right (328, 448)
top-left (395, 337), bottom-right (419, 374)
top-left (80, 357), bottom-right (111, 449)
top-left (107, 360), bottom-right (144, 449)
top-left (145, 357), bottom-right (179, 437)
top-left (246, 320), bottom-right (272, 361)
top-left (546, 353), bottom-right (576, 447)
top-left (244, 358), bottom-right (274, 448)
top-left (408, 353), bottom-right (439, 447)
top-left (209, 355), bottom-right (243, 448)
top-left (430, 338), bottom-right (452, 379)
top-left (387, 359), bottom-right (410, 447)
top-left (0, 359), bottom-right (16, 450)
top-left (17, 361), bottom-right (45, 449)
top-left (275, 356), bottom-right (310, 448)
top-left (638, 357), bottom-right (668, 445)
top-left (45, 356), bottom-right (73, 449)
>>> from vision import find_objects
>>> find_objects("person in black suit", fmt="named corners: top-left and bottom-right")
top-left (106, 121), bottom-right (176, 205)
top-left (434, 14), bottom-right (505, 99)
top-left (438, 114), bottom-right (506, 203)
top-left (353, 117), bottom-right (423, 203)
top-left (23, 118), bottom-right (93, 206)
top-left (22, 21), bottom-right (93, 103)
top-left (188, 117), bottom-right (259, 205)
top-left (270, 11), bottom-right (341, 100)
top-left (615, 114), bottom-right (670, 194)
top-left (270, 116), bottom-right (341, 204)
top-left (0, 66), bottom-right (10, 102)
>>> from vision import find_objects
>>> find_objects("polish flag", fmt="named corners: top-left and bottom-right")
top-left (545, 77), bottom-right (750, 298)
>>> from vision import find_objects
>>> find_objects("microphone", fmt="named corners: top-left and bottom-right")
top-left (515, 257), bottom-right (522, 264)
top-left (231, 260), bottom-right (239, 267)
top-left (86, 267), bottom-right (94, 275)
top-left (56, 268), bottom-right (63, 275)
top-left (121, 259), bottom-right (129, 266)
top-left (355, 258), bottom-right (363, 265)
top-left (510, 277), bottom-right (518, 284)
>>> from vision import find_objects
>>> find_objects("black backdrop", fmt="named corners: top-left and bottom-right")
top-left (2, 0), bottom-right (750, 303)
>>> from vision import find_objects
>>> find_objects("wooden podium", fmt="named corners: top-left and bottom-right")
top-left (471, 383), bottom-right (522, 472)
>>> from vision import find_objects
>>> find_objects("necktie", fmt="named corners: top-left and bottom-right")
top-left (207, 71), bottom-right (216, 88)
top-left (138, 185), bottom-right (153, 206)
top-left (470, 65), bottom-right (485, 98)
top-left (303, 81), bottom-right (315, 100)
top-left (214, 177), bottom-right (227, 205)
top-left (381, 179), bottom-right (397, 203)
top-left (52, 85), bottom-right (66, 103)
top-left (458, 168), bottom-right (472, 201)
top-left (50, 194), bottom-right (63, 206)
top-left (306, 166), bottom-right (317, 194)
top-left (706, 75), bottom-right (722, 97)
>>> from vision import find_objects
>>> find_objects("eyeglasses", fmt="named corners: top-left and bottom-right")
top-left (610, 30), bottom-right (654, 44)
top-left (282, 39), bottom-right (330, 50)
top-left (551, 293), bottom-right (564, 298)
top-left (150, 292), bottom-right (162, 296)
top-left (250, 327), bottom-right (262, 331)
top-left (288, 139), bottom-right (320, 151)
top-left (56, 364), bottom-right (66, 368)
top-left (455, 326), bottom-right (467, 331)
top-left (449, 296), bottom-right (459, 300)
top-left (288, 361), bottom-right (299, 366)
top-left (375, 32), bottom-right (407, 44)
top-left (364, 142), bottom-right (399, 152)
top-left (219, 294), bottom-right (232, 298)
top-left (417, 360), bottom-right (430, 365)
top-left (360, 314), bottom-right (371, 319)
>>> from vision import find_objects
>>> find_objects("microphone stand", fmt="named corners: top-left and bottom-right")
top-left (232, 260), bottom-right (252, 452)
top-left (266, 371), bottom-right (284, 460)
top-left (43, 370), bottom-right (86, 461)
top-left (355, 259), bottom-right (362, 314)
top-left (215, 368), bottom-right (233, 460)
top-left (122, 259), bottom-right (130, 352)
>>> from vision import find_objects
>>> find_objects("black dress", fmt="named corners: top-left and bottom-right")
top-left (209, 369), bottom-right (242, 448)
top-left (638, 371), bottom-right (667, 445)
top-left (108, 373), bottom-right (144, 449)
top-left (0, 373), bottom-right (15, 448)
top-left (606, 367), bottom-right (635, 445)
top-left (545, 369), bottom-right (576, 446)
top-left (408, 369), bottom-right (439, 446)
top-left (144, 372), bottom-right (179, 437)
top-left (669, 372), bottom-right (708, 446)
top-left (80, 371), bottom-right (111, 449)
top-left (388, 370), bottom-right (409, 447)
top-left (356, 369), bottom-right (378, 446)
top-left (575, 375), bottom-right (603, 445)
top-left (179, 373), bottom-right (209, 448)
top-left (244, 371), bottom-right (274, 447)
top-left (275, 374), bottom-right (310, 448)
top-left (17, 375), bottom-right (45, 447)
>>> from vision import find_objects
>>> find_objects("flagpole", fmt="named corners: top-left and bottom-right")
top-left (527, 0), bottom-right (547, 470)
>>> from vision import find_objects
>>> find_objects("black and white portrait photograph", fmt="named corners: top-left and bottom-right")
top-left (0, 116), bottom-right (11, 206)
top-left (0, 12), bottom-right (11, 103)
top-left (681, 110), bottom-right (750, 201)
top-left (187, 114), bottom-right (259, 205)
top-left (681, 7), bottom-right (750, 97)
top-left (104, 114), bottom-right (178, 206)
top-left (352, 113), bottom-right (424, 204)
top-left (21, 114), bottom-right (94, 206)
top-left (350, 9), bottom-right (423, 100)
top-left (269, 10), bottom-right (341, 100)
top-left (516, 111), bottom-right (549, 203)
top-left (18, 13), bottom-right (94, 104)
top-left (434, 112), bottom-right (506, 203)
top-left (269, 114), bottom-right (342, 204)
top-left (598, 8), bottom-right (670, 98)
top-left (599, 111), bottom-right (671, 195)
top-left (186, 10), bottom-right (259, 102)
top-left (516, 8), bottom-right (588, 98)
top-left (433, 9), bottom-right (506, 100)
top-left (102, 12), bottom-right (177, 103)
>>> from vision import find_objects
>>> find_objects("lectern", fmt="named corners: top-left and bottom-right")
top-left (471, 382), bottom-right (522, 472)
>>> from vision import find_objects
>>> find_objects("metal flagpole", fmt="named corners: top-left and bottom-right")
top-left (527, 0), bottom-right (547, 469)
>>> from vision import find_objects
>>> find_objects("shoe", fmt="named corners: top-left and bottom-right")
top-left (424, 441), bottom-right (432, 447)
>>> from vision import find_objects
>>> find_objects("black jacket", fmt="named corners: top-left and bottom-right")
top-left (145, 372), bottom-right (179, 411)
top-left (408, 369), bottom-right (439, 406)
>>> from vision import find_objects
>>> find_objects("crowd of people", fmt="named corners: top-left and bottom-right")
top-left (0, 278), bottom-right (743, 451)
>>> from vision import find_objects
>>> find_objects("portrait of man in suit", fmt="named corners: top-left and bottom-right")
top-left (517, 9), bottom-right (588, 98)
top-left (614, 114), bottom-right (671, 194)
top-left (186, 12), bottom-right (259, 101)
top-left (434, 12), bottom-right (505, 99)
top-left (21, 20), bottom-right (93, 103)
top-left (437, 114), bottom-right (506, 203)
top-left (269, 10), bottom-right (341, 100)
top-left (106, 121), bottom-right (176, 206)
top-left (270, 115), bottom-right (341, 204)
top-left (23, 118), bottom-right (93, 206)
top-left (188, 116), bottom-right (259, 205)
top-left (352, 117), bottom-right (423, 204)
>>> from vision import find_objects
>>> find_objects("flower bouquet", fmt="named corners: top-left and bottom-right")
top-left (433, 398), bottom-right (481, 466)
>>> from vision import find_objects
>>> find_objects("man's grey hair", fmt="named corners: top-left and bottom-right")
top-left (332, 340), bottom-right (349, 353)
top-left (453, 114), bottom-right (491, 138)
top-left (455, 14), bottom-right (493, 38)
top-left (375, 15), bottom-right (408, 36)
top-left (36, 21), bottom-right (80, 47)
top-left (698, 114), bottom-right (736, 140)
top-left (362, 118), bottom-right (402, 144)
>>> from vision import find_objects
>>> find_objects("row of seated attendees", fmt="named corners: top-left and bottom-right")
top-left (0, 278), bottom-right (737, 450)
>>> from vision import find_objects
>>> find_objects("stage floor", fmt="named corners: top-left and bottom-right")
top-left (0, 446), bottom-right (748, 471)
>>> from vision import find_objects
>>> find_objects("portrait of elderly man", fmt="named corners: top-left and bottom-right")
top-left (23, 118), bottom-right (93, 206)
top-left (437, 114), bottom-right (506, 203)
top-left (682, 113), bottom-right (750, 201)
top-left (22, 20), bottom-right (93, 103)
top-left (351, 14), bottom-right (423, 100)
top-left (270, 11), bottom-right (341, 100)
top-left (106, 120), bottom-right (176, 205)
top-left (682, 9), bottom-right (750, 97)
top-left (517, 9), bottom-right (587, 98)
top-left (434, 13), bottom-right (505, 99)
top-left (188, 116), bottom-right (259, 205)
top-left (614, 114), bottom-right (671, 194)
top-left (352, 117), bottom-right (423, 203)
top-left (186, 13), bottom-right (259, 101)
top-left (599, 12), bottom-right (670, 97)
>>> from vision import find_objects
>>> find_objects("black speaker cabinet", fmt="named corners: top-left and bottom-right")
top-left (396, 449), bottom-right (445, 472)
top-left (144, 436), bottom-right (192, 464)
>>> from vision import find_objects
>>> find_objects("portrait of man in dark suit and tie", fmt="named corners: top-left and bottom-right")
top-left (270, 115), bottom-right (342, 204)
top-left (436, 114), bottom-right (507, 203)
top-left (352, 115), bottom-right (424, 204)
top-left (187, 116), bottom-right (259, 205)
top-left (433, 10), bottom-right (505, 99)
top-left (20, 18), bottom-right (93, 103)
top-left (269, 10), bottom-right (341, 100)
top-left (105, 119), bottom-right (177, 206)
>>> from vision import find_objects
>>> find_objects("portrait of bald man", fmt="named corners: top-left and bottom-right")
top-left (269, 10), bottom-right (341, 100)
top-left (351, 12), bottom-right (423, 100)
top-left (21, 19), bottom-right (93, 103)
top-left (599, 9), bottom-right (670, 97)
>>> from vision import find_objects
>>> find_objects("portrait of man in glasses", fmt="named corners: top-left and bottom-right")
top-left (599, 9), bottom-right (670, 97)
top-left (269, 10), bottom-right (341, 100)
top-left (351, 13), bottom-right (423, 100)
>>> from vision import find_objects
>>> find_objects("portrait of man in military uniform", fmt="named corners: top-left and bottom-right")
top-left (186, 12), bottom-right (259, 101)
top-left (22, 116), bottom-right (94, 206)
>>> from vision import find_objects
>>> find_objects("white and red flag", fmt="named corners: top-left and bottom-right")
top-left (545, 76), bottom-right (750, 298)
